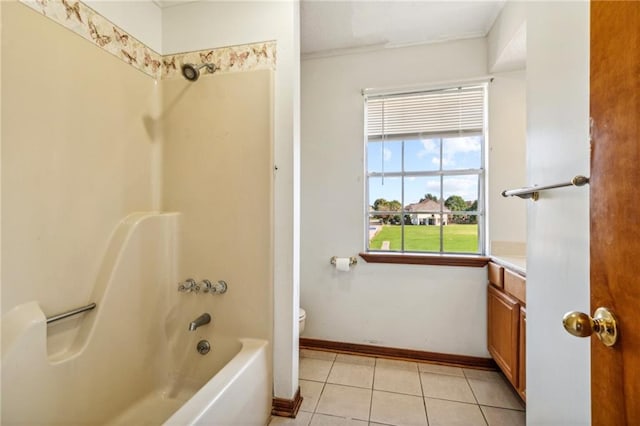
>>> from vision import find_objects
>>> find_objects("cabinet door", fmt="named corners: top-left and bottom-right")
top-left (487, 285), bottom-right (520, 388)
top-left (518, 306), bottom-right (526, 400)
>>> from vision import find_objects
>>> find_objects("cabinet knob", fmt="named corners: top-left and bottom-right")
top-left (562, 307), bottom-right (618, 347)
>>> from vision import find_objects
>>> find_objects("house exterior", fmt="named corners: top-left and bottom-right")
top-left (404, 200), bottom-right (450, 226)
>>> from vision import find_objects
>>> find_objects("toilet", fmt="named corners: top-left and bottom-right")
top-left (299, 308), bottom-right (306, 335)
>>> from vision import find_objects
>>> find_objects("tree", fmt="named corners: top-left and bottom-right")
top-left (387, 200), bottom-right (401, 211)
top-left (373, 198), bottom-right (389, 211)
top-left (372, 198), bottom-right (401, 224)
top-left (445, 195), bottom-right (467, 211)
top-left (466, 200), bottom-right (478, 224)
top-left (420, 193), bottom-right (438, 202)
top-left (387, 200), bottom-right (402, 223)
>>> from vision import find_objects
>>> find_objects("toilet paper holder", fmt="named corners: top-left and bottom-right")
top-left (330, 256), bottom-right (358, 266)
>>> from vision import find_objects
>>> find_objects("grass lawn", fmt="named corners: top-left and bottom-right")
top-left (369, 224), bottom-right (479, 253)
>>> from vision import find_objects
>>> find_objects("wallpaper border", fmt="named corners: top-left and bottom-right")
top-left (19, 0), bottom-right (276, 79)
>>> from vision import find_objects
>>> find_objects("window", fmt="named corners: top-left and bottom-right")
top-left (365, 84), bottom-right (486, 255)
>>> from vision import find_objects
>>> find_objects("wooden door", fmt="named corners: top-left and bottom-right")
top-left (590, 2), bottom-right (639, 424)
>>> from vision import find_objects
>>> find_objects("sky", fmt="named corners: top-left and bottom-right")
top-left (367, 136), bottom-right (482, 206)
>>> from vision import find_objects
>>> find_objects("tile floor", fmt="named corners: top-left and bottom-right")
top-left (269, 350), bottom-right (525, 426)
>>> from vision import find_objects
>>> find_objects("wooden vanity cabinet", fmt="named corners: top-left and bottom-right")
top-left (487, 262), bottom-right (526, 401)
top-left (518, 306), bottom-right (526, 400)
top-left (488, 284), bottom-right (520, 388)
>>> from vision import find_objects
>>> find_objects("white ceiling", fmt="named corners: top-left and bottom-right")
top-left (302, 1), bottom-right (505, 55)
top-left (152, 1), bottom-right (507, 57)
top-left (152, 0), bottom-right (197, 9)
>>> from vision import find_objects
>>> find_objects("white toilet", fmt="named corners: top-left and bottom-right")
top-left (299, 308), bottom-right (306, 335)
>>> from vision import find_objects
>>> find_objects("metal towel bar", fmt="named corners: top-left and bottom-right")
top-left (46, 303), bottom-right (96, 324)
top-left (502, 175), bottom-right (589, 201)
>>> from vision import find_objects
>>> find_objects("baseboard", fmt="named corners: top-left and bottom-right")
top-left (300, 338), bottom-right (496, 370)
top-left (271, 387), bottom-right (303, 418)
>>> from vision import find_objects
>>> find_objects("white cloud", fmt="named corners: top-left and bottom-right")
top-left (417, 139), bottom-right (438, 158)
top-left (418, 137), bottom-right (481, 168)
top-left (424, 180), bottom-right (440, 191)
top-left (383, 147), bottom-right (392, 161)
top-left (443, 177), bottom-right (478, 201)
top-left (445, 137), bottom-right (481, 154)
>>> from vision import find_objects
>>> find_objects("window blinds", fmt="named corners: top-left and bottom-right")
top-left (366, 85), bottom-right (485, 140)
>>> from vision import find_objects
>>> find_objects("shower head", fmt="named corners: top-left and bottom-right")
top-left (181, 63), bottom-right (216, 81)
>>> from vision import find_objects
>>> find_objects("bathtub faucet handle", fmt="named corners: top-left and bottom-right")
top-left (199, 279), bottom-right (227, 295)
top-left (200, 279), bottom-right (213, 293)
top-left (178, 278), bottom-right (199, 293)
top-left (214, 280), bottom-right (228, 294)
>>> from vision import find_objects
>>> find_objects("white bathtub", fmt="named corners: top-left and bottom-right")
top-left (1, 213), bottom-right (272, 425)
top-left (108, 338), bottom-right (271, 426)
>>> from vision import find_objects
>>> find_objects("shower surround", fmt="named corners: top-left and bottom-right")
top-left (1, 1), bottom-right (274, 423)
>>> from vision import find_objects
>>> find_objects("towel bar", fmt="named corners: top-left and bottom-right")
top-left (502, 175), bottom-right (589, 200)
top-left (46, 303), bottom-right (96, 324)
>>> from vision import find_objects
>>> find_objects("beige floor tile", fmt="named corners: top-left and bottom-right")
top-left (481, 406), bottom-right (526, 426)
top-left (370, 390), bottom-right (428, 426)
top-left (315, 384), bottom-right (372, 421)
top-left (463, 369), bottom-right (503, 382)
top-left (417, 363), bottom-right (465, 377)
top-left (300, 379), bottom-right (325, 412)
top-left (420, 372), bottom-right (476, 403)
top-left (301, 349), bottom-right (338, 361)
top-left (374, 366), bottom-right (422, 396)
top-left (335, 354), bottom-right (376, 366)
top-left (269, 411), bottom-right (313, 426)
top-left (300, 358), bottom-right (334, 382)
top-left (327, 361), bottom-right (374, 389)
top-left (375, 358), bottom-right (418, 371)
top-left (309, 413), bottom-right (369, 426)
top-left (466, 378), bottom-right (525, 410)
top-left (424, 398), bottom-right (486, 426)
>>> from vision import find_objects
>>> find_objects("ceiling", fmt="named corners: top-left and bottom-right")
top-left (152, 1), bottom-right (507, 57)
top-left (152, 0), bottom-right (197, 9)
top-left (301, 1), bottom-right (505, 55)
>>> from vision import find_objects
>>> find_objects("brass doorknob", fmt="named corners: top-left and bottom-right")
top-left (562, 307), bottom-right (618, 347)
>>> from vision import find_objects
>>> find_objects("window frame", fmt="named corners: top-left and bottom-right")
top-left (363, 83), bottom-right (488, 258)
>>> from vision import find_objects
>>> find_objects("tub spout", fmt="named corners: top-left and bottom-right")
top-left (189, 313), bottom-right (211, 331)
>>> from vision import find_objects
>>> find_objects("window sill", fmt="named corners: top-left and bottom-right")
top-left (359, 252), bottom-right (490, 267)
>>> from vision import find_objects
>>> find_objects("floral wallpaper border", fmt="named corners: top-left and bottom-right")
top-left (19, 0), bottom-right (276, 79)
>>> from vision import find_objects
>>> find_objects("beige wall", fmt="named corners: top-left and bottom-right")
top-left (301, 39), bottom-right (492, 357)
top-left (162, 70), bottom-right (274, 343)
top-left (1, 1), bottom-right (158, 354)
top-left (488, 70), bottom-right (527, 251)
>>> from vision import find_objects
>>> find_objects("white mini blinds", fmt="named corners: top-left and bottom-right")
top-left (366, 86), bottom-right (485, 141)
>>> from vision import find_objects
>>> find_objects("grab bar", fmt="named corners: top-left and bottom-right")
top-left (46, 303), bottom-right (96, 324)
top-left (502, 175), bottom-right (589, 201)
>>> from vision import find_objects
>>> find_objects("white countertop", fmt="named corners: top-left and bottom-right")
top-left (491, 255), bottom-right (526, 276)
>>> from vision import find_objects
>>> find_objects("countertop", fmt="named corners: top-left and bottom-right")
top-left (490, 255), bottom-right (526, 276)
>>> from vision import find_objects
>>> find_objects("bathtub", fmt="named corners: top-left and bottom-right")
top-left (109, 338), bottom-right (271, 426)
top-left (1, 213), bottom-right (272, 425)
